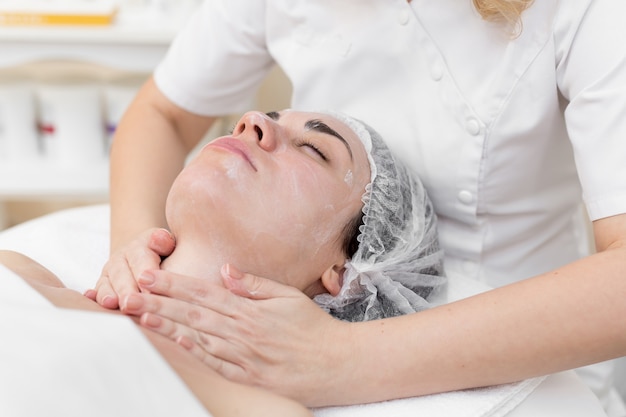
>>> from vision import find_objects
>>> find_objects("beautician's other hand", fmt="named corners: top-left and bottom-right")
top-left (85, 228), bottom-right (176, 309)
top-left (122, 264), bottom-right (352, 405)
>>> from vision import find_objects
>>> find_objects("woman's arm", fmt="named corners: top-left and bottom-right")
top-left (0, 250), bottom-right (312, 417)
top-left (93, 78), bottom-right (215, 308)
top-left (109, 76), bottom-right (214, 251)
top-left (121, 213), bottom-right (626, 407)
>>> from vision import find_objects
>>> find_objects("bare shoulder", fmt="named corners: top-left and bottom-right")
top-left (0, 249), bottom-right (113, 312)
top-left (0, 249), bottom-right (64, 287)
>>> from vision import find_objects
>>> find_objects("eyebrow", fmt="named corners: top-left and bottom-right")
top-left (266, 111), bottom-right (280, 120)
top-left (305, 119), bottom-right (353, 161)
top-left (265, 111), bottom-right (353, 161)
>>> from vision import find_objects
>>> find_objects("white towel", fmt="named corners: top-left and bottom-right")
top-left (0, 264), bottom-right (210, 417)
top-left (0, 204), bottom-right (545, 416)
top-left (313, 379), bottom-right (543, 417)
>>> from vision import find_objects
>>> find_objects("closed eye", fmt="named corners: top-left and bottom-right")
top-left (295, 139), bottom-right (328, 161)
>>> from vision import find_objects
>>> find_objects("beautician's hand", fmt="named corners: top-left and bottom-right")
top-left (121, 264), bottom-right (351, 405)
top-left (85, 228), bottom-right (176, 309)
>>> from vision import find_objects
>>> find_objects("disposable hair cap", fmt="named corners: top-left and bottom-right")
top-left (314, 112), bottom-right (447, 321)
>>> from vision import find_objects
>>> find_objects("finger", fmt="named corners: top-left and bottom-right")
top-left (105, 258), bottom-right (142, 297)
top-left (123, 292), bottom-right (249, 364)
top-left (84, 288), bottom-right (97, 301)
top-left (129, 295), bottom-right (249, 368)
top-left (94, 278), bottom-right (120, 309)
top-left (175, 335), bottom-right (247, 383)
top-left (140, 312), bottom-right (196, 346)
top-left (221, 263), bottom-right (302, 300)
top-left (148, 228), bottom-right (176, 257)
top-left (122, 292), bottom-right (231, 333)
top-left (174, 336), bottom-right (219, 367)
top-left (137, 270), bottom-right (241, 316)
top-left (125, 250), bottom-right (162, 292)
top-left (135, 304), bottom-right (249, 370)
top-left (140, 312), bottom-right (188, 340)
top-left (139, 313), bottom-right (214, 355)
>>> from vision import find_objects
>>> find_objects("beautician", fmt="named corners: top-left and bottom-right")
top-left (94, 0), bottom-right (626, 414)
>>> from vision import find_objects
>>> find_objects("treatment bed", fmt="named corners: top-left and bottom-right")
top-left (0, 204), bottom-right (609, 417)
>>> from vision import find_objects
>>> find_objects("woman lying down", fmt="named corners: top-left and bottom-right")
top-left (0, 110), bottom-right (445, 415)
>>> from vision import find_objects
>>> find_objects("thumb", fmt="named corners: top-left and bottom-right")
top-left (148, 228), bottom-right (176, 257)
top-left (220, 264), bottom-right (300, 300)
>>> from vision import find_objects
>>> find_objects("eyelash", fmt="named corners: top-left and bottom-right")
top-left (295, 138), bottom-right (329, 162)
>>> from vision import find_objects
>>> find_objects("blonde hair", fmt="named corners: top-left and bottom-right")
top-left (473, 0), bottom-right (534, 35)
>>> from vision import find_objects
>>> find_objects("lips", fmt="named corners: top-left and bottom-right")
top-left (207, 137), bottom-right (257, 171)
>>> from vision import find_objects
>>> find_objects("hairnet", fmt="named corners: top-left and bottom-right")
top-left (314, 112), bottom-right (447, 322)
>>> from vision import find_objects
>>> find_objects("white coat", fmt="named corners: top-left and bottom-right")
top-left (154, 0), bottom-right (626, 412)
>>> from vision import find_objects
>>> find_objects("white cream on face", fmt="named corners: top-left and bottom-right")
top-left (233, 155), bottom-right (342, 249)
top-left (165, 110), bottom-right (372, 292)
top-left (224, 157), bottom-right (242, 181)
top-left (344, 169), bottom-right (354, 186)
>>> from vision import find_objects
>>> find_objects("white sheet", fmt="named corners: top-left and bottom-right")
top-left (0, 264), bottom-right (209, 417)
top-left (0, 204), bottom-right (609, 417)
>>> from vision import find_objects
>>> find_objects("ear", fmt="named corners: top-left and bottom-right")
top-left (320, 262), bottom-right (346, 296)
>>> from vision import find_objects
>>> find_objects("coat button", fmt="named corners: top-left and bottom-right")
top-left (465, 118), bottom-right (481, 135)
top-left (398, 10), bottom-right (410, 25)
top-left (430, 62), bottom-right (443, 81)
top-left (458, 190), bottom-right (473, 204)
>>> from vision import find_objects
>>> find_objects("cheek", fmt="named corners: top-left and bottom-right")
top-left (272, 167), bottom-right (359, 250)
top-left (226, 167), bottom-right (345, 268)
top-left (182, 157), bottom-right (265, 207)
top-left (165, 173), bottom-right (212, 236)
top-left (165, 160), bottom-right (259, 234)
top-left (274, 166), bottom-right (336, 219)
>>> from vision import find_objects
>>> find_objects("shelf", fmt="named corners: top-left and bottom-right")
top-left (0, 2), bottom-right (198, 71)
top-left (0, 0), bottom-right (119, 26)
top-left (0, 158), bottom-right (109, 200)
top-left (0, 1), bottom-right (199, 206)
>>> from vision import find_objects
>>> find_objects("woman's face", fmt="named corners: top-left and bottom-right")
top-left (166, 110), bottom-right (371, 295)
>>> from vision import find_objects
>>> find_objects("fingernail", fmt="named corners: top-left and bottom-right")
top-left (84, 289), bottom-right (96, 300)
top-left (222, 264), bottom-right (244, 280)
top-left (138, 271), bottom-right (155, 288)
top-left (141, 313), bottom-right (161, 328)
top-left (176, 335), bottom-right (194, 350)
top-left (102, 295), bottom-right (116, 309)
top-left (159, 228), bottom-right (175, 241)
top-left (123, 294), bottom-right (144, 311)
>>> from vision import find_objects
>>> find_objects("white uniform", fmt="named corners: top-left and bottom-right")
top-left (154, 0), bottom-right (626, 413)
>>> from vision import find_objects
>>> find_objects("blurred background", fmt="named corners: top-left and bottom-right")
top-left (0, 0), bottom-right (291, 230)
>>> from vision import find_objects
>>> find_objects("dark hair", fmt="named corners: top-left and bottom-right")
top-left (341, 211), bottom-right (365, 258)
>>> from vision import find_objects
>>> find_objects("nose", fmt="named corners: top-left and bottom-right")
top-left (232, 111), bottom-right (278, 152)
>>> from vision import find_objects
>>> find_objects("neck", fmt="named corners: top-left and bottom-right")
top-left (160, 234), bottom-right (227, 286)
